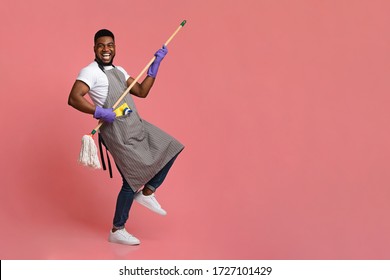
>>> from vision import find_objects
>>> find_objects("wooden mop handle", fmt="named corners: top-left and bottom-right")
top-left (90, 20), bottom-right (187, 135)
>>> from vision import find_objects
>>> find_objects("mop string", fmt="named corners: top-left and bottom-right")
top-left (89, 20), bottom-right (187, 136)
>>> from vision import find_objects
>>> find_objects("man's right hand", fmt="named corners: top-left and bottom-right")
top-left (93, 106), bottom-right (116, 123)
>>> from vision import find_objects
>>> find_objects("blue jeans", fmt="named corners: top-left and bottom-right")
top-left (113, 154), bottom-right (178, 229)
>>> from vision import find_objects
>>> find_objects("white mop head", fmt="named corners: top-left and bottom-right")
top-left (79, 135), bottom-right (101, 169)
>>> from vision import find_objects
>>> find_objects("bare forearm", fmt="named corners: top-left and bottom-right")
top-left (68, 80), bottom-right (96, 114)
top-left (130, 76), bottom-right (155, 98)
top-left (68, 95), bottom-right (96, 114)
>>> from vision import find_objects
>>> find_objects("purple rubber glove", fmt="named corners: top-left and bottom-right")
top-left (93, 106), bottom-right (116, 123)
top-left (147, 45), bottom-right (168, 78)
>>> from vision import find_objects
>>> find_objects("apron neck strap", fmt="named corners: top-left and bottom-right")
top-left (94, 59), bottom-right (115, 73)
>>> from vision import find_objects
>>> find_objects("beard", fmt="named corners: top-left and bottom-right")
top-left (95, 55), bottom-right (115, 66)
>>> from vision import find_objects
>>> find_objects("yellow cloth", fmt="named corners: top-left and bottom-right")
top-left (114, 102), bottom-right (131, 117)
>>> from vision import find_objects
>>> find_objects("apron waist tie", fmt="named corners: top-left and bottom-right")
top-left (98, 133), bottom-right (113, 178)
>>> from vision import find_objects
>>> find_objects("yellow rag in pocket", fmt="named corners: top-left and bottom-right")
top-left (114, 103), bottom-right (132, 117)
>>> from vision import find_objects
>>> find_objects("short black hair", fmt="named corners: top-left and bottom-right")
top-left (94, 29), bottom-right (115, 43)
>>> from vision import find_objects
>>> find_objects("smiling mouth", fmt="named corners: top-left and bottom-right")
top-left (101, 53), bottom-right (111, 60)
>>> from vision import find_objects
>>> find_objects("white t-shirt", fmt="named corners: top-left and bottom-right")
top-left (76, 61), bottom-right (130, 107)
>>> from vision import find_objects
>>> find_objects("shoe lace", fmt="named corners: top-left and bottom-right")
top-left (120, 228), bottom-right (135, 238)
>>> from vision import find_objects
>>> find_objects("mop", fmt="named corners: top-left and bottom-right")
top-left (79, 20), bottom-right (187, 169)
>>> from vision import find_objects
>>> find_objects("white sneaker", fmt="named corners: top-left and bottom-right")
top-left (134, 192), bottom-right (167, 215)
top-left (108, 228), bottom-right (140, 245)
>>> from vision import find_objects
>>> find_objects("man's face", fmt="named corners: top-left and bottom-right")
top-left (94, 36), bottom-right (116, 65)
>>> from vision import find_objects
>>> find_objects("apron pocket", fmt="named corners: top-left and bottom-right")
top-left (116, 113), bottom-right (145, 143)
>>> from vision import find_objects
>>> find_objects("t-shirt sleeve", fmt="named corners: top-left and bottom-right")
top-left (117, 66), bottom-right (130, 81)
top-left (76, 67), bottom-right (96, 89)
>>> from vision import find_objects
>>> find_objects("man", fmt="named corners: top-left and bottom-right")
top-left (68, 29), bottom-right (184, 246)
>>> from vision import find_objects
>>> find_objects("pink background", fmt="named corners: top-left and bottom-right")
top-left (1, 0), bottom-right (390, 259)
